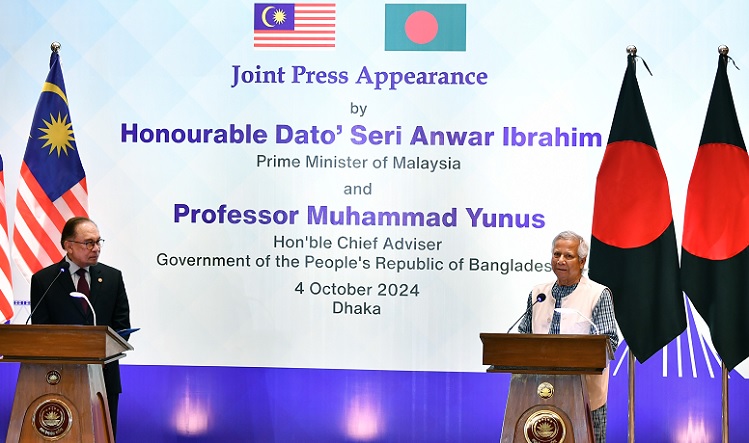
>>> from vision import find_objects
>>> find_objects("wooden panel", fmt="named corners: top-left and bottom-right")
top-left (0, 325), bottom-right (132, 363)
top-left (0, 326), bottom-right (128, 442)
top-left (6, 363), bottom-right (114, 442)
top-left (500, 374), bottom-right (594, 443)
top-left (480, 333), bottom-right (611, 374)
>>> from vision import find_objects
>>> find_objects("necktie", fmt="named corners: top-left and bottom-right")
top-left (76, 268), bottom-right (90, 313)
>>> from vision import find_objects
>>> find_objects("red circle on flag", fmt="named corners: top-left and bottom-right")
top-left (592, 140), bottom-right (672, 248)
top-left (405, 11), bottom-right (438, 44)
top-left (683, 143), bottom-right (749, 260)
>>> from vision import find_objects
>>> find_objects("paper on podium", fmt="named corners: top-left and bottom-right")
top-left (117, 327), bottom-right (140, 338)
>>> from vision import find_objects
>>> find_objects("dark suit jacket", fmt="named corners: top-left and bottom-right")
top-left (30, 259), bottom-right (131, 394)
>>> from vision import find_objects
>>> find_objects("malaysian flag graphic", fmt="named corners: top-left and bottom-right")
top-left (12, 49), bottom-right (88, 282)
top-left (254, 3), bottom-right (336, 48)
top-left (0, 154), bottom-right (13, 323)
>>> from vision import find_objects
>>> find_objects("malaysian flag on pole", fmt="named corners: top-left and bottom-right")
top-left (12, 45), bottom-right (88, 282)
top-left (0, 154), bottom-right (13, 323)
top-left (254, 3), bottom-right (336, 48)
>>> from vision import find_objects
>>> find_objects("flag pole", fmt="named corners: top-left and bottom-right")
top-left (623, 47), bottom-right (637, 438)
top-left (717, 44), bottom-right (734, 443)
top-left (628, 351), bottom-right (635, 443)
top-left (722, 362), bottom-right (728, 443)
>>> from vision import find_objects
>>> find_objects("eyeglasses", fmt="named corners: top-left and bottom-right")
top-left (67, 239), bottom-right (105, 250)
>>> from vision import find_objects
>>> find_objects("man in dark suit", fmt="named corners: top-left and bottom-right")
top-left (30, 216), bottom-right (131, 439)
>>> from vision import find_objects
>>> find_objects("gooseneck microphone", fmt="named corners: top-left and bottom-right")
top-left (26, 261), bottom-right (70, 325)
top-left (506, 293), bottom-right (546, 333)
top-left (69, 292), bottom-right (96, 326)
top-left (554, 308), bottom-right (599, 334)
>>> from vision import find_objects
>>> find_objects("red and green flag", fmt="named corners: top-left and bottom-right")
top-left (681, 51), bottom-right (749, 371)
top-left (385, 4), bottom-right (466, 52)
top-left (589, 53), bottom-right (686, 363)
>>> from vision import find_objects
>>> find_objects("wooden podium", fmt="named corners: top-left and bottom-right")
top-left (480, 333), bottom-right (612, 443)
top-left (0, 325), bottom-right (133, 442)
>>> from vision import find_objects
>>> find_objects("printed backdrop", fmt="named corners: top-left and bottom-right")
top-left (0, 1), bottom-right (747, 441)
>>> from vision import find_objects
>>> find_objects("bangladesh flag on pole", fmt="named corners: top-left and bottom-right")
top-left (589, 51), bottom-right (686, 363)
top-left (681, 49), bottom-right (749, 371)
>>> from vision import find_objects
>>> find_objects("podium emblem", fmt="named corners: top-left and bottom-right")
top-left (523, 409), bottom-right (566, 443)
top-left (33, 399), bottom-right (72, 439)
top-left (46, 370), bottom-right (61, 385)
top-left (537, 382), bottom-right (554, 399)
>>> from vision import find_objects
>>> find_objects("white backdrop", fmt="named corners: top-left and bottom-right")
top-left (1, 0), bottom-right (747, 374)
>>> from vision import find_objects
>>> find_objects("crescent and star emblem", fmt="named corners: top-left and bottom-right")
top-left (262, 6), bottom-right (275, 28)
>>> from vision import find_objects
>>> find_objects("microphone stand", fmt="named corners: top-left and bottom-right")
top-left (69, 292), bottom-right (97, 326)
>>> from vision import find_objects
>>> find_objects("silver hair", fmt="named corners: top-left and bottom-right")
top-left (551, 230), bottom-right (589, 261)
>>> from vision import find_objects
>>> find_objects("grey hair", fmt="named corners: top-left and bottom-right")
top-left (551, 230), bottom-right (589, 261)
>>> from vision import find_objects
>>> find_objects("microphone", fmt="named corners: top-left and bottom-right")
top-left (26, 261), bottom-right (71, 324)
top-left (506, 293), bottom-right (546, 333)
top-left (70, 292), bottom-right (96, 326)
top-left (554, 307), bottom-right (599, 334)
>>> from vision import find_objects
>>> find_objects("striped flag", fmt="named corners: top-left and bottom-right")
top-left (0, 154), bottom-right (13, 323)
top-left (254, 3), bottom-right (336, 48)
top-left (681, 51), bottom-right (749, 371)
top-left (12, 49), bottom-right (88, 282)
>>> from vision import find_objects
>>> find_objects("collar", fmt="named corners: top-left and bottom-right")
top-left (552, 281), bottom-right (579, 301)
top-left (65, 258), bottom-right (89, 275)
